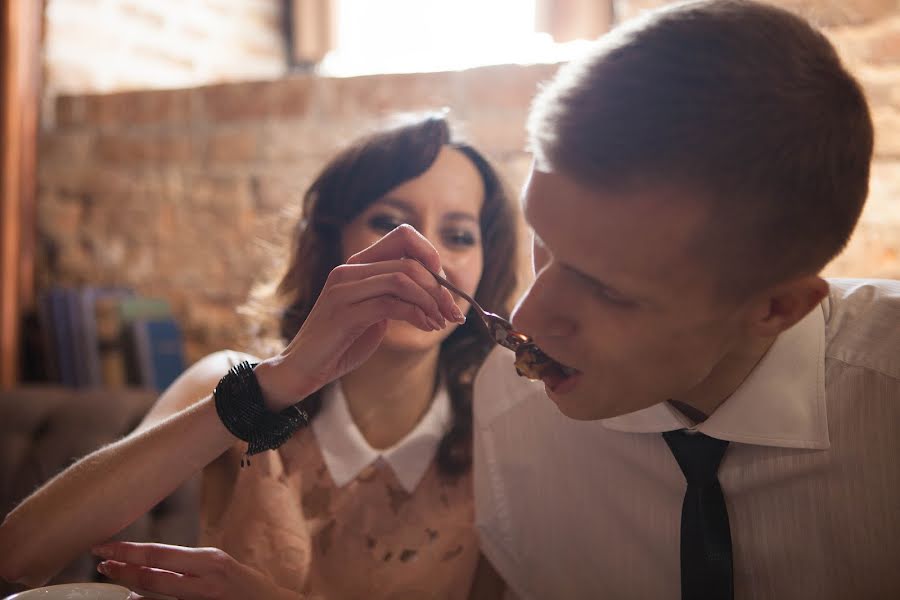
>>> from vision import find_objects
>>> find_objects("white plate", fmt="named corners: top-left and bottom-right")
top-left (4, 583), bottom-right (133, 600)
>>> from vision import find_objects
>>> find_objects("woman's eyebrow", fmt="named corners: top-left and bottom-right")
top-left (375, 197), bottom-right (415, 213)
top-left (443, 212), bottom-right (479, 224)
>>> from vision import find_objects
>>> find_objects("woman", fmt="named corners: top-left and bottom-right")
top-left (0, 114), bottom-right (518, 599)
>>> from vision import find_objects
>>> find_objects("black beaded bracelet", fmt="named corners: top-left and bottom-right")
top-left (213, 360), bottom-right (309, 466)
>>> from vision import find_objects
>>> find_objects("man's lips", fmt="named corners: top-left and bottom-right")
top-left (513, 341), bottom-right (581, 388)
top-left (541, 357), bottom-right (581, 391)
top-left (545, 370), bottom-right (582, 394)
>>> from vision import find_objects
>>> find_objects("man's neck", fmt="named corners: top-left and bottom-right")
top-left (339, 346), bottom-right (441, 450)
top-left (673, 334), bottom-right (777, 420)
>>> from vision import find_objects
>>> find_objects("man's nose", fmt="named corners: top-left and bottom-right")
top-left (512, 283), bottom-right (577, 340)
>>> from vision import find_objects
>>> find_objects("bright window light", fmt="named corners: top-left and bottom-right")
top-left (319, 0), bottom-right (589, 76)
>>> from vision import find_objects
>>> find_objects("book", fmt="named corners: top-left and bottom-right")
top-left (130, 317), bottom-right (186, 391)
top-left (119, 297), bottom-right (173, 388)
top-left (94, 293), bottom-right (132, 388)
top-left (81, 287), bottom-right (134, 387)
top-left (48, 287), bottom-right (77, 387)
top-left (67, 288), bottom-right (90, 387)
top-left (36, 290), bottom-right (60, 383)
top-left (119, 297), bottom-right (171, 323)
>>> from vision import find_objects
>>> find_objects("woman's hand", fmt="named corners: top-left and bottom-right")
top-left (254, 224), bottom-right (465, 411)
top-left (93, 542), bottom-right (303, 600)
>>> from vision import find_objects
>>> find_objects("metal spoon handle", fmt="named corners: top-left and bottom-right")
top-left (411, 258), bottom-right (525, 350)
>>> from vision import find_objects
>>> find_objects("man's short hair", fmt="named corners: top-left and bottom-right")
top-left (528, 0), bottom-right (874, 295)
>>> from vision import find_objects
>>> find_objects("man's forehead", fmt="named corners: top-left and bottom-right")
top-left (523, 168), bottom-right (711, 284)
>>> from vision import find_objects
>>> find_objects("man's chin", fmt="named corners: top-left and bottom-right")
top-left (545, 383), bottom-right (651, 421)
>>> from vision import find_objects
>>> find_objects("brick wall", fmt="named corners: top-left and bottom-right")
top-left (37, 66), bottom-right (553, 361)
top-left (36, 1), bottom-right (900, 363)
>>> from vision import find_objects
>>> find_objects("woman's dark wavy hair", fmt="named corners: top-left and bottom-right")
top-left (275, 114), bottom-right (518, 476)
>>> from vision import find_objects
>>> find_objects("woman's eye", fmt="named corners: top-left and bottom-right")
top-left (368, 215), bottom-right (405, 233)
top-left (443, 229), bottom-right (478, 247)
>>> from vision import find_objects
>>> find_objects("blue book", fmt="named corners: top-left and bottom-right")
top-left (48, 287), bottom-right (76, 387)
top-left (133, 318), bottom-right (186, 391)
top-left (37, 290), bottom-right (59, 382)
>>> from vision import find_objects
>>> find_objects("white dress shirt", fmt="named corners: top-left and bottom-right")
top-left (473, 279), bottom-right (900, 599)
top-left (312, 380), bottom-right (452, 493)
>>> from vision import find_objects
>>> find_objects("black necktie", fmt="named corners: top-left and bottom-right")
top-left (662, 430), bottom-right (733, 600)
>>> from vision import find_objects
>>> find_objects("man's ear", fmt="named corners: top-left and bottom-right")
top-left (746, 275), bottom-right (828, 338)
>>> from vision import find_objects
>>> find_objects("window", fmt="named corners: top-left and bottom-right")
top-left (318, 0), bottom-right (599, 76)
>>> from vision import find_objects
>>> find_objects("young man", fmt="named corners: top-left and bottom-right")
top-left (473, 1), bottom-right (900, 599)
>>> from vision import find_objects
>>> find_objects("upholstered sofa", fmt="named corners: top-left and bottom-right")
top-left (0, 386), bottom-right (199, 596)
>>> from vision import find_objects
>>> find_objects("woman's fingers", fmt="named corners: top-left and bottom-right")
top-left (330, 258), bottom-right (464, 324)
top-left (332, 271), bottom-right (451, 328)
top-left (350, 295), bottom-right (438, 333)
top-left (93, 542), bottom-right (210, 575)
top-left (346, 224), bottom-right (441, 272)
top-left (98, 559), bottom-right (208, 600)
top-left (93, 543), bottom-right (235, 600)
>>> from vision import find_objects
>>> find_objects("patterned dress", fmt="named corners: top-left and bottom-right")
top-left (197, 353), bottom-right (479, 599)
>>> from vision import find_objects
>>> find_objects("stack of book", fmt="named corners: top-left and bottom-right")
top-left (37, 287), bottom-right (187, 392)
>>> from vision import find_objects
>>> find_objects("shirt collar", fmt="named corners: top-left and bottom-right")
top-left (311, 380), bottom-right (452, 493)
top-left (602, 303), bottom-right (829, 449)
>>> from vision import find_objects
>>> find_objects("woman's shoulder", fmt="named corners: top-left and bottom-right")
top-left (137, 349), bottom-right (263, 431)
top-left (193, 349), bottom-right (263, 375)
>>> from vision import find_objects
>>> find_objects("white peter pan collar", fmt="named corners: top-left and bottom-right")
top-left (312, 380), bottom-right (453, 493)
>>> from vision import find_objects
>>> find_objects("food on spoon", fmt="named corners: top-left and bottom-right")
top-left (514, 341), bottom-right (576, 386)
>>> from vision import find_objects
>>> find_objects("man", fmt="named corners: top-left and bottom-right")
top-left (473, 1), bottom-right (900, 599)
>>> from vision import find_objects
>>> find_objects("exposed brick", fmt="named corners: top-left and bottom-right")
top-left (257, 118), bottom-right (374, 162)
top-left (855, 19), bottom-right (900, 66)
top-left (95, 131), bottom-right (195, 165)
top-left (55, 95), bottom-right (87, 128)
top-left (184, 173), bottom-right (251, 212)
top-left (456, 64), bottom-right (559, 114)
top-left (249, 172), bottom-right (308, 213)
top-left (205, 127), bottom-right (260, 163)
top-left (616, 0), bottom-right (898, 26)
top-left (314, 72), bottom-right (460, 119)
top-left (768, 0), bottom-right (898, 27)
top-left (865, 160), bottom-right (900, 225)
top-left (39, 131), bottom-right (95, 164)
top-left (825, 222), bottom-right (900, 279)
top-left (871, 107), bottom-right (900, 158)
top-left (196, 77), bottom-right (312, 122)
top-left (78, 90), bottom-right (193, 129)
top-left (37, 195), bottom-right (83, 239)
top-left (460, 111), bottom-right (530, 158)
top-left (613, 0), bottom-right (672, 22)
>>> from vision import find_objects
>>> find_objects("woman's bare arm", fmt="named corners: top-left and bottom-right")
top-left (0, 225), bottom-right (461, 588)
top-left (0, 351), bottom-right (251, 587)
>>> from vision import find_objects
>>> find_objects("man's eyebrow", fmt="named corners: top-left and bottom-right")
top-left (561, 262), bottom-right (630, 297)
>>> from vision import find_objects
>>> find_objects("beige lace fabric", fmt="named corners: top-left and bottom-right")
top-left (200, 424), bottom-right (478, 599)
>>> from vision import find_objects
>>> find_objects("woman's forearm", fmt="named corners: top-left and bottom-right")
top-left (0, 396), bottom-right (235, 587)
